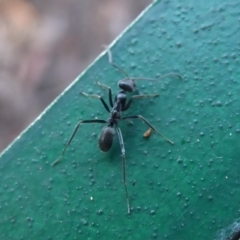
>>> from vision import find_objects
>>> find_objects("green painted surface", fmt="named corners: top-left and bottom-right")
top-left (1, 0), bottom-right (240, 239)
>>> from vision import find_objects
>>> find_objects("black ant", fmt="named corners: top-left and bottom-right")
top-left (52, 48), bottom-right (182, 214)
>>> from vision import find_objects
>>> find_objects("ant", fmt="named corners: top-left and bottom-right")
top-left (51, 47), bottom-right (182, 214)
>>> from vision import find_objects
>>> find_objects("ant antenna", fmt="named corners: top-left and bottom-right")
top-left (132, 73), bottom-right (182, 81)
top-left (104, 46), bottom-right (130, 78)
top-left (156, 73), bottom-right (182, 80)
top-left (103, 45), bottom-right (182, 82)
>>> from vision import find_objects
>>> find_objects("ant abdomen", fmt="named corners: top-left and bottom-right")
top-left (98, 126), bottom-right (115, 152)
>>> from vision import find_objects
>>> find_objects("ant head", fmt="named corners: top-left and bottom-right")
top-left (118, 78), bottom-right (136, 92)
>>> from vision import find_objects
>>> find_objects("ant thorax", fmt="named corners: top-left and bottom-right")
top-left (111, 109), bottom-right (121, 120)
top-left (115, 91), bottom-right (127, 101)
top-left (113, 91), bottom-right (127, 111)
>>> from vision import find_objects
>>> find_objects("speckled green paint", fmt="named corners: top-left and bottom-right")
top-left (1, 1), bottom-right (240, 239)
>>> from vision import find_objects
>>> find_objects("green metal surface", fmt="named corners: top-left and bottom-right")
top-left (1, 0), bottom-right (240, 239)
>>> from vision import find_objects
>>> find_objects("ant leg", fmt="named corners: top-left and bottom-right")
top-left (122, 115), bottom-right (174, 145)
top-left (96, 81), bottom-right (113, 107)
top-left (52, 119), bottom-right (107, 166)
top-left (80, 92), bottom-right (110, 113)
top-left (123, 94), bottom-right (159, 111)
top-left (115, 126), bottom-right (130, 214)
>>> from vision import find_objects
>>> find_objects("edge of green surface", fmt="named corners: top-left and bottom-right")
top-left (0, 2), bottom-right (156, 159)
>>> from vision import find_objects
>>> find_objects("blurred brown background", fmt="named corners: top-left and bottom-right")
top-left (0, 0), bottom-right (152, 152)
